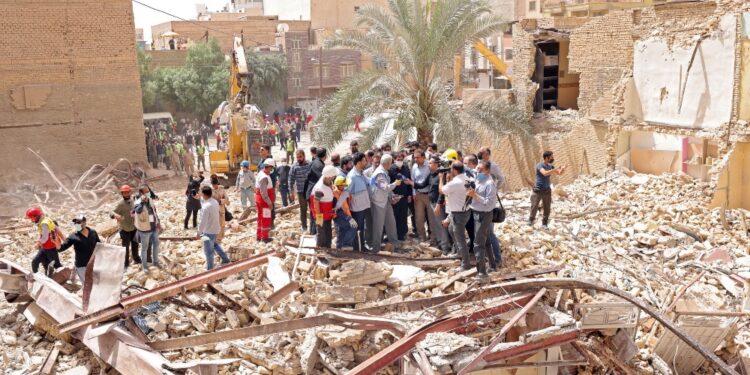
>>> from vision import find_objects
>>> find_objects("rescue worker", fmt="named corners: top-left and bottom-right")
top-left (311, 166), bottom-right (339, 248)
top-left (183, 145), bottom-right (195, 176)
top-left (111, 185), bottom-right (141, 267)
top-left (196, 142), bottom-right (207, 171)
top-left (332, 176), bottom-right (357, 249)
top-left (255, 159), bottom-right (276, 242)
top-left (59, 214), bottom-right (101, 285)
top-left (236, 160), bottom-right (255, 210)
top-left (26, 207), bottom-right (63, 274)
top-left (164, 142), bottom-right (173, 170)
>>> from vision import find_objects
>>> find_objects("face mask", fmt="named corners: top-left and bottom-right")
top-left (477, 172), bottom-right (489, 183)
top-left (211, 178), bottom-right (219, 185)
top-left (123, 196), bottom-right (130, 201)
top-left (395, 161), bottom-right (403, 168)
top-left (74, 224), bottom-right (83, 232)
top-left (549, 158), bottom-right (555, 164)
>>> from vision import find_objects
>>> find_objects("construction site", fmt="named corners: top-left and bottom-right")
top-left (1, 0), bottom-right (750, 374)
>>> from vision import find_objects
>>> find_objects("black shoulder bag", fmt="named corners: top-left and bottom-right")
top-left (492, 193), bottom-right (506, 223)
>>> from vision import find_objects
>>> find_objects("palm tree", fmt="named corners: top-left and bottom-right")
top-left (314, 0), bottom-right (526, 149)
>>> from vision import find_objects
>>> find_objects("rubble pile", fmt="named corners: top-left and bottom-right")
top-left (0, 169), bottom-right (748, 374)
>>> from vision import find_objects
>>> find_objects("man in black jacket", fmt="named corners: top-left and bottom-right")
top-left (59, 214), bottom-right (101, 285)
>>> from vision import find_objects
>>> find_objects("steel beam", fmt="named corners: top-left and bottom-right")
top-left (267, 280), bottom-right (300, 307)
top-left (58, 250), bottom-right (277, 334)
top-left (471, 278), bottom-right (739, 375)
top-left (315, 248), bottom-right (458, 269)
top-left (346, 292), bottom-right (536, 375)
top-left (149, 308), bottom-right (408, 351)
top-left (458, 288), bottom-right (547, 374)
top-left (483, 329), bottom-right (581, 363)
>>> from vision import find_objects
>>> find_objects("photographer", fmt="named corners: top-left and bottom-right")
top-left (467, 161), bottom-right (498, 278)
top-left (439, 162), bottom-right (470, 268)
top-left (185, 174), bottom-right (202, 230)
top-left (133, 185), bottom-right (161, 271)
top-left (424, 156), bottom-right (451, 253)
top-left (389, 151), bottom-right (412, 241)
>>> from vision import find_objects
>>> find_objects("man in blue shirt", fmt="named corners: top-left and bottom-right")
top-left (529, 151), bottom-right (566, 229)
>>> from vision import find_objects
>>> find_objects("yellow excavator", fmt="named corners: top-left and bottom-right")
top-left (209, 36), bottom-right (267, 185)
top-left (454, 41), bottom-right (511, 98)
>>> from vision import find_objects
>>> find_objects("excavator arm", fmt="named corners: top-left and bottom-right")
top-left (473, 41), bottom-right (510, 80)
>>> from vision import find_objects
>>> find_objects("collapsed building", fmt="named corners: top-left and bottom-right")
top-left (0, 1), bottom-right (750, 375)
top-left (484, 0), bottom-right (750, 214)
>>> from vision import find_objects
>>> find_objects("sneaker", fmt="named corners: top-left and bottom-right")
top-left (475, 273), bottom-right (489, 281)
top-left (542, 224), bottom-right (549, 230)
top-left (453, 266), bottom-right (469, 273)
top-left (528, 220), bottom-right (534, 226)
top-left (488, 266), bottom-right (498, 273)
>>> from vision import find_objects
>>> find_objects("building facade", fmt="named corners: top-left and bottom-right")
top-left (0, 0), bottom-right (146, 187)
top-left (284, 31), bottom-right (361, 109)
top-left (151, 18), bottom-right (310, 52)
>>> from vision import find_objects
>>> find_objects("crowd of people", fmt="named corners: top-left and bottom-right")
top-left (241, 141), bottom-right (567, 279)
top-left (27, 114), bottom-right (566, 281)
top-left (144, 118), bottom-right (211, 174)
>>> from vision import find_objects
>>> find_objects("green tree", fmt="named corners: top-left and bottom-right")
top-left (315, 0), bottom-right (529, 149)
top-left (245, 50), bottom-right (288, 112)
top-left (136, 49), bottom-right (156, 110)
top-left (136, 38), bottom-right (230, 120)
top-left (179, 38), bottom-right (230, 120)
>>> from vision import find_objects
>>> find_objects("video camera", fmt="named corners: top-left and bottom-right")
top-left (436, 158), bottom-right (452, 174)
top-left (464, 179), bottom-right (476, 190)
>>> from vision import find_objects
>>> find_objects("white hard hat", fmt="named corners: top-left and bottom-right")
top-left (263, 158), bottom-right (275, 168)
top-left (322, 165), bottom-right (338, 178)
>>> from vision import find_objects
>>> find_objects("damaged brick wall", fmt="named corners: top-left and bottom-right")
top-left (0, 0), bottom-right (146, 186)
top-left (487, 121), bottom-right (610, 192)
top-left (511, 22), bottom-right (538, 116)
top-left (568, 10), bottom-right (635, 121)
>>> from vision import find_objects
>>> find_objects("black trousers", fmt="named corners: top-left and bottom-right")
top-left (408, 199), bottom-right (417, 235)
top-left (297, 192), bottom-right (309, 230)
top-left (529, 190), bottom-right (553, 226)
top-left (465, 212), bottom-right (475, 252)
top-left (316, 220), bottom-right (333, 248)
top-left (120, 229), bottom-right (140, 267)
top-left (32, 249), bottom-right (62, 273)
top-left (184, 207), bottom-right (198, 229)
top-left (393, 197), bottom-right (409, 241)
top-left (351, 209), bottom-right (370, 252)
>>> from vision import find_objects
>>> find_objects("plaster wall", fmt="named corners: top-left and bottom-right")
top-left (631, 14), bottom-right (736, 129)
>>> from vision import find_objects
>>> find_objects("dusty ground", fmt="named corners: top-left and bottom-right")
top-left (0, 165), bottom-right (748, 374)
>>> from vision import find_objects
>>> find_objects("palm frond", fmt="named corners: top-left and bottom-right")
top-left (463, 97), bottom-right (533, 142)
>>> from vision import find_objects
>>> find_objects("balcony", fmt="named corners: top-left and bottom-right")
top-left (543, 0), bottom-right (658, 17)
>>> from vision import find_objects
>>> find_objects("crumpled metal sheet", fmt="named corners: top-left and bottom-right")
top-left (82, 243), bottom-right (126, 313)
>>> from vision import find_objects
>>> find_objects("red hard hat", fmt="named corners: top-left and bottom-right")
top-left (25, 207), bottom-right (42, 221)
top-left (120, 185), bottom-right (132, 193)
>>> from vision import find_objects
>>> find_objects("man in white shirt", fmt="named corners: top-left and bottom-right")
top-left (440, 162), bottom-right (470, 268)
top-left (197, 185), bottom-right (231, 270)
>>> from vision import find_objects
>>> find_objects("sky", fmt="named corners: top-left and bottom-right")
top-left (133, 0), bottom-right (228, 43)
top-left (133, 0), bottom-right (312, 44)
